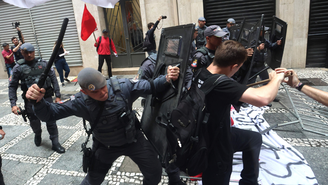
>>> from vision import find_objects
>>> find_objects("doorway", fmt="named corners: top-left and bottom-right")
top-left (104, 0), bottom-right (145, 68)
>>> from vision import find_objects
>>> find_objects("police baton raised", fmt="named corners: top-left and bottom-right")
top-left (32, 18), bottom-right (69, 103)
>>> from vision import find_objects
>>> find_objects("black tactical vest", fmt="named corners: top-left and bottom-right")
top-left (17, 58), bottom-right (53, 96)
top-left (89, 77), bottom-right (137, 147)
top-left (197, 47), bottom-right (214, 68)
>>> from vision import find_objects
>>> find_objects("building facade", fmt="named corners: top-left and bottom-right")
top-left (0, 0), bottom-right (325, 79)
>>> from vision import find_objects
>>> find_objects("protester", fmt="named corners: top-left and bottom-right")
top-left (9, 43), bottom-right (65, 153)
top-left (282, 69), bottom-right (328, 107)
top-left (144, 16), bottom-right (163, 55)
top-left (1, 43), bottom-right (15, 78)
top-left (195, 40), bottom-right (288, 185)
top-left (25, 66), bottom-right (180, 185)
top-left (53, 41), bottom-right (70, 87)
top-left (11, 27), bottom-right (24, 62)
top-left (195, 17), bottom-right (207, 49)
top-left (94, 29), bottom-right (117, 78)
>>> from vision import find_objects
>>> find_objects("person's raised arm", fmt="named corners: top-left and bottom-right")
top-left (240, 69), bottom-right (286, 107)
top-left (283, 69), bottom-right (328, 106)
top-left (12, 42), bottom-right (22, 52)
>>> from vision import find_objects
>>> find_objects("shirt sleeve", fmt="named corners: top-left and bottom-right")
top-left (94, 37), bottom-right (100, 47)
top-left (1, 50), bottom-right (9, 58)
top-left (33, 93), bottom-right (90, 122)
top-left (128, 75), bottom-right (168, 101)
top-left (110, 39), bottom-right (117, 54)
top-left (213, 80), bottom-right (249, 105)
top-left (8, 65), bottom-right (21, 107)
top-left (148, 20), bottom-right (160, 42)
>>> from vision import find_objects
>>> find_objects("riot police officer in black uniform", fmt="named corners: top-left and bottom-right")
top-left (191, 25), bottom-right (227, 73)
top-left (9, 43), bottom-right (65, 153)
top-left (195, 17), bottom-right (207, 49)
top-left (25, 67), bottom-right (180, 185)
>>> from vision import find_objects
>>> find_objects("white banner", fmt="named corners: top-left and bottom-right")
top-left (3, 0), bottom-right (119, 9)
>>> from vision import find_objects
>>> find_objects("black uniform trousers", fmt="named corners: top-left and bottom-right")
top-left (202, 127), bottom-right (262, 185)
top-left (80, 130), bottom-right (162, 185)
top-left (98, 55), bottom-right (112, 78)
top-left (248, 64), bottom-right (269, 85)
top-left (24, 96), bottom-right (59, 139)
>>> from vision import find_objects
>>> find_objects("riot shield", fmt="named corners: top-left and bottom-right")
top-left (140, 24), bottom-right (195, 165)
top-left (229, 18), bottom-right (245, 41)
top-left (236, 14), bottom-right (264, 85)
top-left (266, 16), bottom-right (287, 69)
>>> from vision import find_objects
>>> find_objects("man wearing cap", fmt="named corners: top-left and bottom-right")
top-left (94, 29), bottom-right (117, 78)
top-left (195, 17), bottom-right (207, 49)
top-left (191, 25), bottom-right (227, 73)
top-left (8, 43), bottom-right (65, 153)
top-left (222, 18), bottom-right (236, 41)
top-left (25, 66), bottom-right (180, 185)
top-left (1, 43), bottom-right (16, 78)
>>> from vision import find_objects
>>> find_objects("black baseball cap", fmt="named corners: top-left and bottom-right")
top-left (204, 25), bottom-right (227, 37)
top-left (102, 29), bottom-right (109, 33)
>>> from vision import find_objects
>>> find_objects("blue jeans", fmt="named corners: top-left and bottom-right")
top-left (55, 58), bottom-right (70, 83)
top-left (5, 63), bottom-right (15, 78)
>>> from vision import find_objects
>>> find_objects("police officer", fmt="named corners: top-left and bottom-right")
top-left (9, 43), bottom-right (65, 153)
top-left (195, 17), bottom-right (207, 49)
top-left (25, 67), bottom-right (180, 185)
top-left (191, 25), bottom-right (227, 73)
top-left (222, 18), bottom-right (236, 41)
top-left (247, 27), bottom-right (282, 84)
top-left (137, 53), bottom-right (157, 80)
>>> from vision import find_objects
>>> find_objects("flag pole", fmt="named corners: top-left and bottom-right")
top-left (93, 32), bottom-right (97, 42)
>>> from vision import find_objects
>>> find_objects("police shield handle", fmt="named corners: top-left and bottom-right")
top-left (30, 18), bottom-right (69, 104)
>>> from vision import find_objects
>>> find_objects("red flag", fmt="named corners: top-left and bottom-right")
top-left (81, 4), bottom-right (97, 41)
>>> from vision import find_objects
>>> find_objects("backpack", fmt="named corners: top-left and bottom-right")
top-left (96, 36), bottom-right (112, 52)
top-left (165, 70), bottom-right (229, 176)
top-left (143, 32), bottom-right (152, 51)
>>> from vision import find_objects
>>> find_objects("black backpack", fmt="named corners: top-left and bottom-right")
top-left (166, 70), bottom-right (229, 176)
top-left (143, 32), bottom-right (152, 51)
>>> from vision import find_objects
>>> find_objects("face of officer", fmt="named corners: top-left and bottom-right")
top-left (207, 36), bottom-right (222, 49)
top-left (226, 22), bottom-right (235, 29)
top-left (193, 30), bottom-right (198, 40)
top-left (81, 85), bottom-right (109, 102)
top-left (198, 20), bottom-right (206, 28)
top-left (21, 50), bottom-right (35, 62)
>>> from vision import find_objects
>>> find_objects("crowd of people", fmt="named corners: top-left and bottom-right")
top-left (0, 15), bottom-right (327, 185)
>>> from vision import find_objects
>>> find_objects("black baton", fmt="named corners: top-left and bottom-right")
top-left (32, 18), bottom-right (69, 103)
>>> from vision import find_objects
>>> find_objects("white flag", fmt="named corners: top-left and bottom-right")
top-left (3, 0), bottom-right (119, 9)
top-left (81, 0), bottom-right (119, 8)
top-left (3, 0), bottom-right (52, 9)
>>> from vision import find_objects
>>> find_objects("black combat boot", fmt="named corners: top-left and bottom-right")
top-left (34, 134), bottom-right (42, 146)
top-left (51, 137), bottom-right (65, 153)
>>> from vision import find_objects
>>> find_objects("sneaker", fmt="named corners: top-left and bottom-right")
top-left (64, 78), bottom-right (70, 83)
top-left (62, 83), bottom-right (65, 87)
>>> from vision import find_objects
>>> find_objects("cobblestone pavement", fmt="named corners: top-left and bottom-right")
top-left (0, 69), bottom-right (327, 184)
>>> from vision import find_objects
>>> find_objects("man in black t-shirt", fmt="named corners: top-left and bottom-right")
top-left (195, 40), bottom-right (287, 185)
